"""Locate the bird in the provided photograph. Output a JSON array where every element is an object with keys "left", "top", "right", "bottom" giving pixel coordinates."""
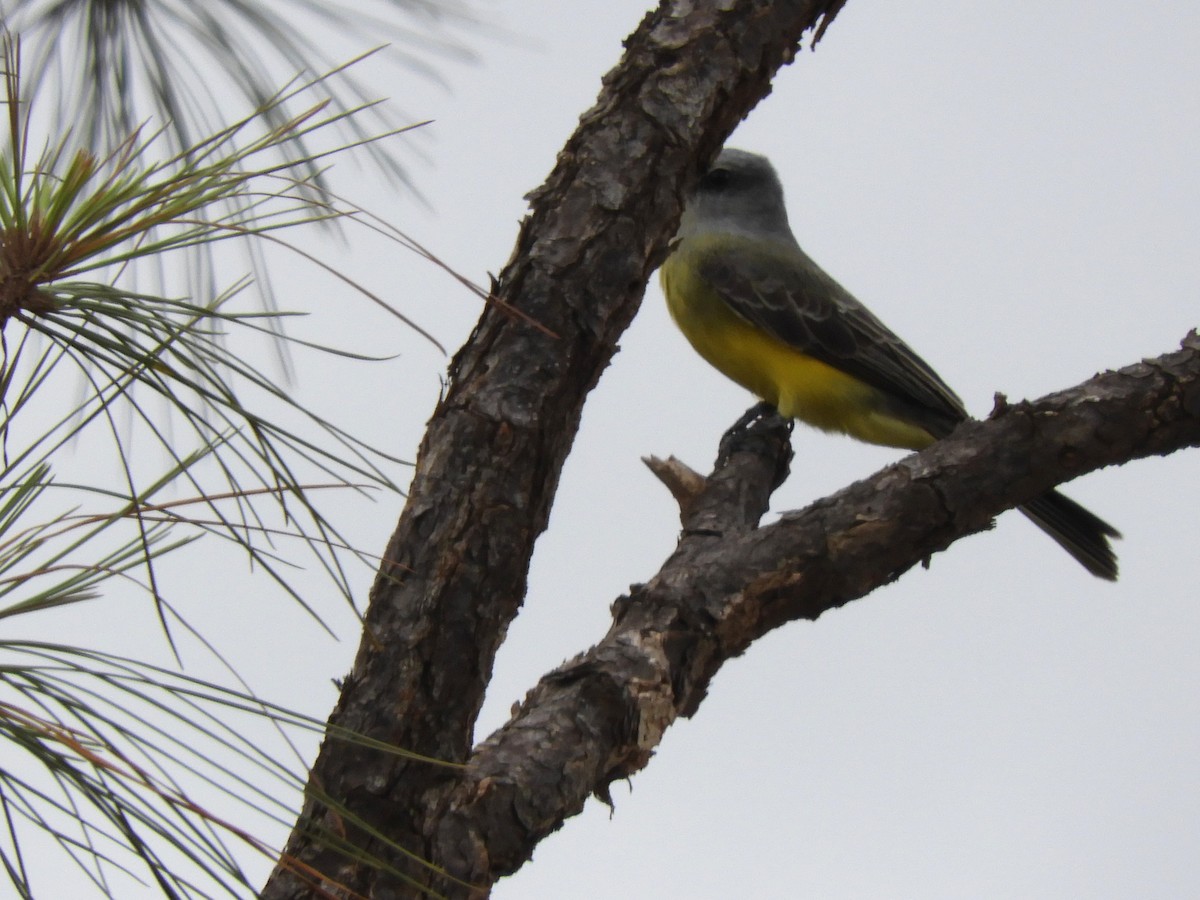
[{"left": 659, "top": 148, "right": 1119, "bottom": 579}]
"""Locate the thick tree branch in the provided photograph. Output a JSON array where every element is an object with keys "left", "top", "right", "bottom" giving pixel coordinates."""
[
  {"left": 263, "top": 2, "right": 845, "bottom": 897},
  {"left": 431, "top": 334, "right": 1200, "bottom": 890}
]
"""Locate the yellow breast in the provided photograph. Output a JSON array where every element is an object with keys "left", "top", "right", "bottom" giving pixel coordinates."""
[{"left": 660, "top": 242, "right": 934, "bottom": 451}]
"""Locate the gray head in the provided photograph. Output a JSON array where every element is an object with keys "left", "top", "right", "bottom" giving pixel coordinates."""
[{"left": 677, "top": 148, "right": 795, "bottom": 241}]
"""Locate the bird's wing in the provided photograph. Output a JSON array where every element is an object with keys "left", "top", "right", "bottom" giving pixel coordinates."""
[{"left": 697, "top": 240, "right": 968, "bottom": 428}]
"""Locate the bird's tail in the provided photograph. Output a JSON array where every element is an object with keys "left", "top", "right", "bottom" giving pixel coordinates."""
[{"left": 1019, "top": 490, "right": 1121, "bottom": 581}]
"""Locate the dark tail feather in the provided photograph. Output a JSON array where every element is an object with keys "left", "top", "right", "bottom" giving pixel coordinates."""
[{"left": 1019, "top": 490, "right": 1121, "bottom": 581}]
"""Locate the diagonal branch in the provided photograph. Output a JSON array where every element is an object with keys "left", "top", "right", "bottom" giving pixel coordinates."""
[
  {"left": 263, "top": 1, "right": 847, "bottom": 897},
  {"left": 432, "top": 333, "right": 1200, "bottom": 888}
]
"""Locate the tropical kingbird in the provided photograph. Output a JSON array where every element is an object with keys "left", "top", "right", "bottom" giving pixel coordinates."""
[{"left": 660, "top": 148, "right": 1119, "bottom": 579}]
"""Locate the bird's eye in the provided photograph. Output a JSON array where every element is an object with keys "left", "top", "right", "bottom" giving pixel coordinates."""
[{"left": 702, "top": 167, "right": 733, "bottom": 190}]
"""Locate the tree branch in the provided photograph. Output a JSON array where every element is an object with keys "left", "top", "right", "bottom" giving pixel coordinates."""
[
  {"left": 432, "top": 333, "right": 1200, "bottom": 890},
  {"left": 262, "top": 2, "right": 845, "bottom": 897}
]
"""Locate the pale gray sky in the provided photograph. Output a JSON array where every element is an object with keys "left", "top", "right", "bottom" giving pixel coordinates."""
[
  {"left": 21, "top": 1, "right": 1200, "bottom": 897},
  {"left": 457, "top": 4, "right": 1200, "bottom": 898}
]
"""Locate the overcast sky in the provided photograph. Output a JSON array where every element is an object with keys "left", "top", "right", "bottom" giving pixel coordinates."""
[
  {"left": 459, "top": 4, "right": 1200, "bottom": 898},
  {"left": 22, "top": 1, "right": 1200, "bottom": 897}
]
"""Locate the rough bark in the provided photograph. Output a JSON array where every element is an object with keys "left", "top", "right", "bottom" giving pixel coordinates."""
[
  {"left": 260, "top": 0, "right": 1200, "bottom": 895},
  {"left": 428, "top": 333, "right": 1200, "bottom": 892},
  {"left": 261, "top": 1, "right": 846, "bottom": 897}
]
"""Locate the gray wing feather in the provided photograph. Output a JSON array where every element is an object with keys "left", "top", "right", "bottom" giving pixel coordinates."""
[{"left": 698, "top": 243, "right": 968, "bottom": 432}]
